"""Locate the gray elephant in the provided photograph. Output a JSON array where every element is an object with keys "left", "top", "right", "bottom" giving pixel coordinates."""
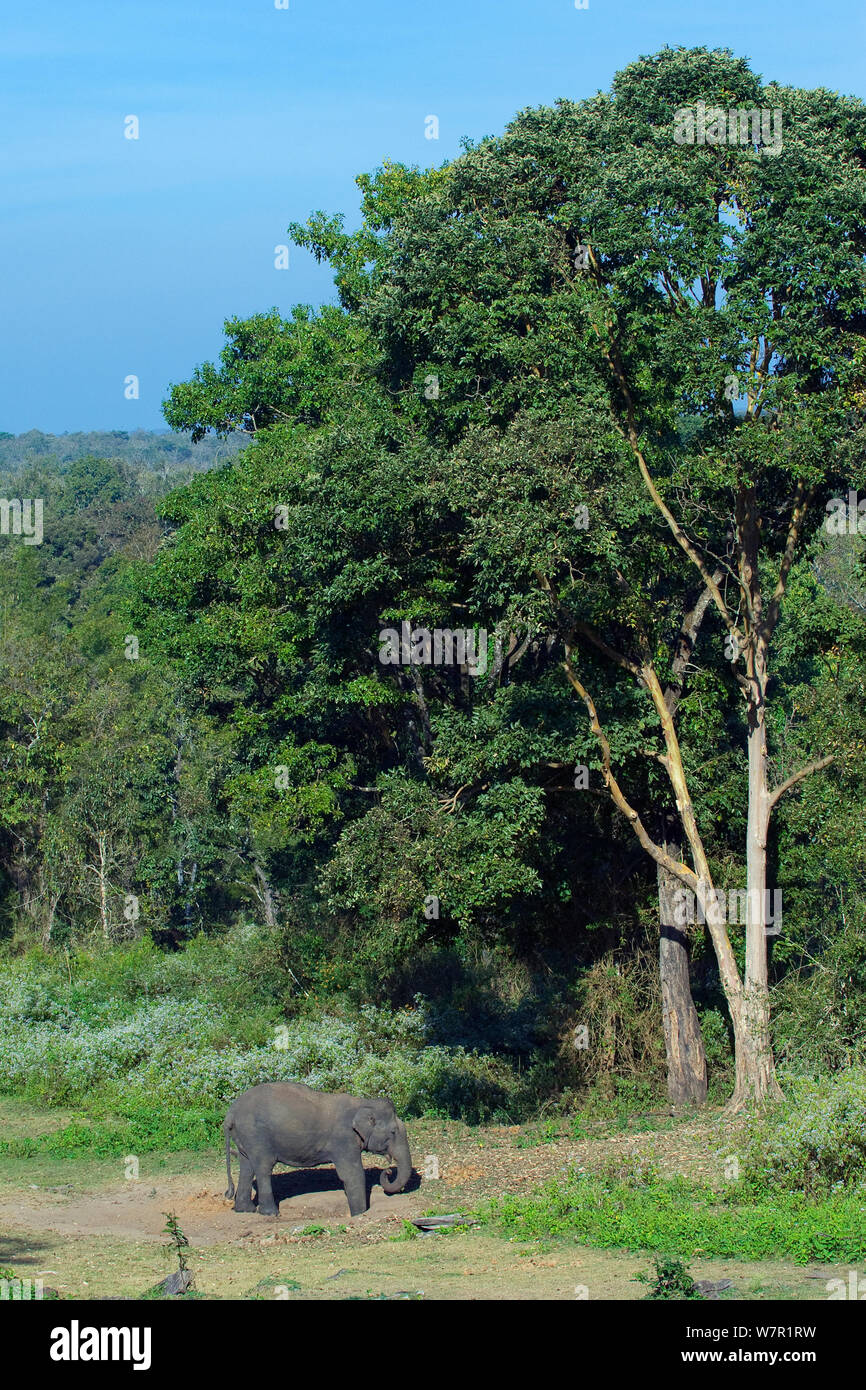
[{"left": 224, "top": 1081, "right": 413, "bottom": 1217}]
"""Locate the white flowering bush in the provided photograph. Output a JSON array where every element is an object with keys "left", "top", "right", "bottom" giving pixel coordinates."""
[
  {"left": 0, "top": 960, "right": 526, "bottom": 1123},
  {"left": 742, "top": 1068, "right": 866, "bottom": 1194},
  {"left": 4, "top": 975, "right": 76, "bottom": 1026},
  {"left": 0, "top": 999, "right": 216, "bottom": 1103}
]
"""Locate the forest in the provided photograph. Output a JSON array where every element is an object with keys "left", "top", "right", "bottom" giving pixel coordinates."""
[{"left": 2, "top": 46, "right": 866, "bottom": 1301}]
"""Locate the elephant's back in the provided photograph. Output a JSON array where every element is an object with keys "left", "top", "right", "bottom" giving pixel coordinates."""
[{"left": 231, "top": 1080, "right": 353, "bottom": 1116}]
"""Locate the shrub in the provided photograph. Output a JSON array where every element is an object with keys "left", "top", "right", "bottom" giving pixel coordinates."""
[
  {"left": 771, "top": 929, "right": 866, "bottom": 1074},
  {"left": 0, "top": 952, "right": 541, "bottom": 1132},
  {"left": 559, "top": 950, "right": 666, "bottom": 1095},
  {"left": 635, "top": 1255, "right": 702, "bottom": 1300},
  {"left": 741, "top": 1068, "right": 866, "bottom": 1196}
]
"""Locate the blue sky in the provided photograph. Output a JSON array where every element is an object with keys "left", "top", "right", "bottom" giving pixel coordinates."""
[{"left": 1, "top": 0, "right": 863, "bottom": 434}]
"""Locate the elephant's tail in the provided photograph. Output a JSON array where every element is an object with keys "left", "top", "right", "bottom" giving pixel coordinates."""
[{"left": 224, "top": 1118, "right": 236, "bottom": 1200}]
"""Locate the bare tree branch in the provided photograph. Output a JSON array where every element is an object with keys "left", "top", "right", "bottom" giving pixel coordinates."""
[
  {"left": 593, "top": 325, "right": 737, "bottom": 635},
  {"left": 664, "top": 569, "right": 724, "bottom": 715},
  {"left": 765, "top": 481, "right": 813, "bottom": 636},
  {"left": 562, "top": 650, "right": 699, "bottom": 891},
  {"left": 767, "top": 755, "right": 835, "bottom": 811}
]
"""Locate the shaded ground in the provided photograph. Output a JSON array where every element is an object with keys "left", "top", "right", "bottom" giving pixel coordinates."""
[{"left": 0, "top": 1101, "right": 851, "bottom": 1300}]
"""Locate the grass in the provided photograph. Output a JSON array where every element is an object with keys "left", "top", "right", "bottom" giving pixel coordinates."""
[
  {"left": 0, "top": 1098, "right": 224, "bottom": 1159},
  {"left": 485, "top": 1169, "right": 866, "bottom": 1263},
  {"left": 248, "top": 1277, "right": 302, "bottom": 1299}
]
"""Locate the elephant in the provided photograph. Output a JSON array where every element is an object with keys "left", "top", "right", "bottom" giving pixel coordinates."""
[{"left": 223, "top": 1081, "right": 413, "bottom": 1218}]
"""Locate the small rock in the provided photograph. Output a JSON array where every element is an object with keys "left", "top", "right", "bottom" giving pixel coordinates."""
[
  {"left": 695, "top": 1278, "right": 733, "bottom": 1299},
  {"left": 410, "top": 1214, "right": 477, "bottom": 1230},
  {"left": 158, "top": 1269, "right": 193, "bottom": 1297}
]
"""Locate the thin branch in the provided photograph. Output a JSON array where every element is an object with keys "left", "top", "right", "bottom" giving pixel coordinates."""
[
  {"left": 639, "top": 747, "right": 672, "bottom": 770},
  {"left": 562, "top": 651, "right": 698, "bottom": 891},
  {"left": 569, "top": 619, "right": 642, "bottom": 678},
  {"left": 765, "top": 481, "right": 812, "bottom": 636},
  {"left": 767, "top": 756, "right": 834, "bottom": 811},
  {"left": 596, "top": 330, "right": 736, "bottom": 635},
  {"left": 664, "top": 569, "right": 724, "bottom": 715},
  {"left": 438, "top": 783, "right": 477, "bottom": 813}
]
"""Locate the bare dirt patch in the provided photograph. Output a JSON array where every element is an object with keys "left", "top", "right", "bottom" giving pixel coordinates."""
[{"left": 0, "top": 1160, "right": 422, "bottom": 1245}]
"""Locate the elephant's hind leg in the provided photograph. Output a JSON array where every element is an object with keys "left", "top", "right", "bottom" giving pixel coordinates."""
[
  {"left": 253, "top": 1156, "right": 278, "bottom": 1216},
  {"left": 232, "top": 1152, "right": 257, "bottom": 1213}
]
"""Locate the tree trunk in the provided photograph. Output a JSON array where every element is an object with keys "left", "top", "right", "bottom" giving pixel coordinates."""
[
  {"left": 658, "top": 846, "right": 707, "bottom": 1108},
  {"left": 97, "top": 832, "right": 111, "bottom": 939},
  {"left": 41, "top": 892, "right": 60, "bottom": 947},
  {"left": 252, "top": 860, "right": 278, "bottom": 928},
  {"left": 729, "top": 639, "right": 783, "bottom": 1106},
  {"left": 183, "top": 861, "right": 199, "bottom": 927}
]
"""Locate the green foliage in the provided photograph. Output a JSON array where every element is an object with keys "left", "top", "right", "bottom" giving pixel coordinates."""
[
  {"left": 562, "top": 950, "right": 666, "bottom": 1093},
  {"left": 0, "top": 1100, "right": 222, "bottom": 1159},
  {"left": 320, "top": 774, "right": 550, "bottom": 973},
  {"left": 488, "top": 1170, "right": 866, "bottom": 1262},
  {"left": 697, "top": 1008, "right": 734, "bottom": 1096},
  {"left": 742, "top": 1069, "right": 866, "bottom": 1196},
  {"left": 3, "top": 48, "right": 866, "bottom": 1130},
  {"left": 634, "top": 1255, "right": 702, "bottom": 1300},
  {"left": 162, "top": 1211, "right": 191, "bottom": 1272},
  {"left": 288, "top": 161, "right": 448, "bottom": 314},
  {"left": 393, "top": 1221, "right": 420, "bottom": 1241},
  {"left": 162, "top": 305, "right": 373, "bottom": 441}
]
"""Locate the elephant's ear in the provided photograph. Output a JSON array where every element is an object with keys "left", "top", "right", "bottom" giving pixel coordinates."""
[{"left": 352, "top": 1106, "right": 377, "bottom": 1146}]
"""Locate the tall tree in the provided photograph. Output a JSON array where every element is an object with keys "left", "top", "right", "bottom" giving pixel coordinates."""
[{"left": 323, "top": 47, "right": 866, "bottom": 1106}]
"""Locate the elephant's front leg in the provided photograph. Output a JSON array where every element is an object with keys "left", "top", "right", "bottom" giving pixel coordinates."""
[
  {"left": 334, "top": 1153, "right": 368, "bottom": 1217},
  {"left": 254, "top": 1157, "right": 278, "bottom": 1216}
]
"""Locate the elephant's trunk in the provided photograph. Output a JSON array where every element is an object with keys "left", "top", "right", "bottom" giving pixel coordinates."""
[{"left": 380, "top": 1120, "right": 412, "bottom": 1195}]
